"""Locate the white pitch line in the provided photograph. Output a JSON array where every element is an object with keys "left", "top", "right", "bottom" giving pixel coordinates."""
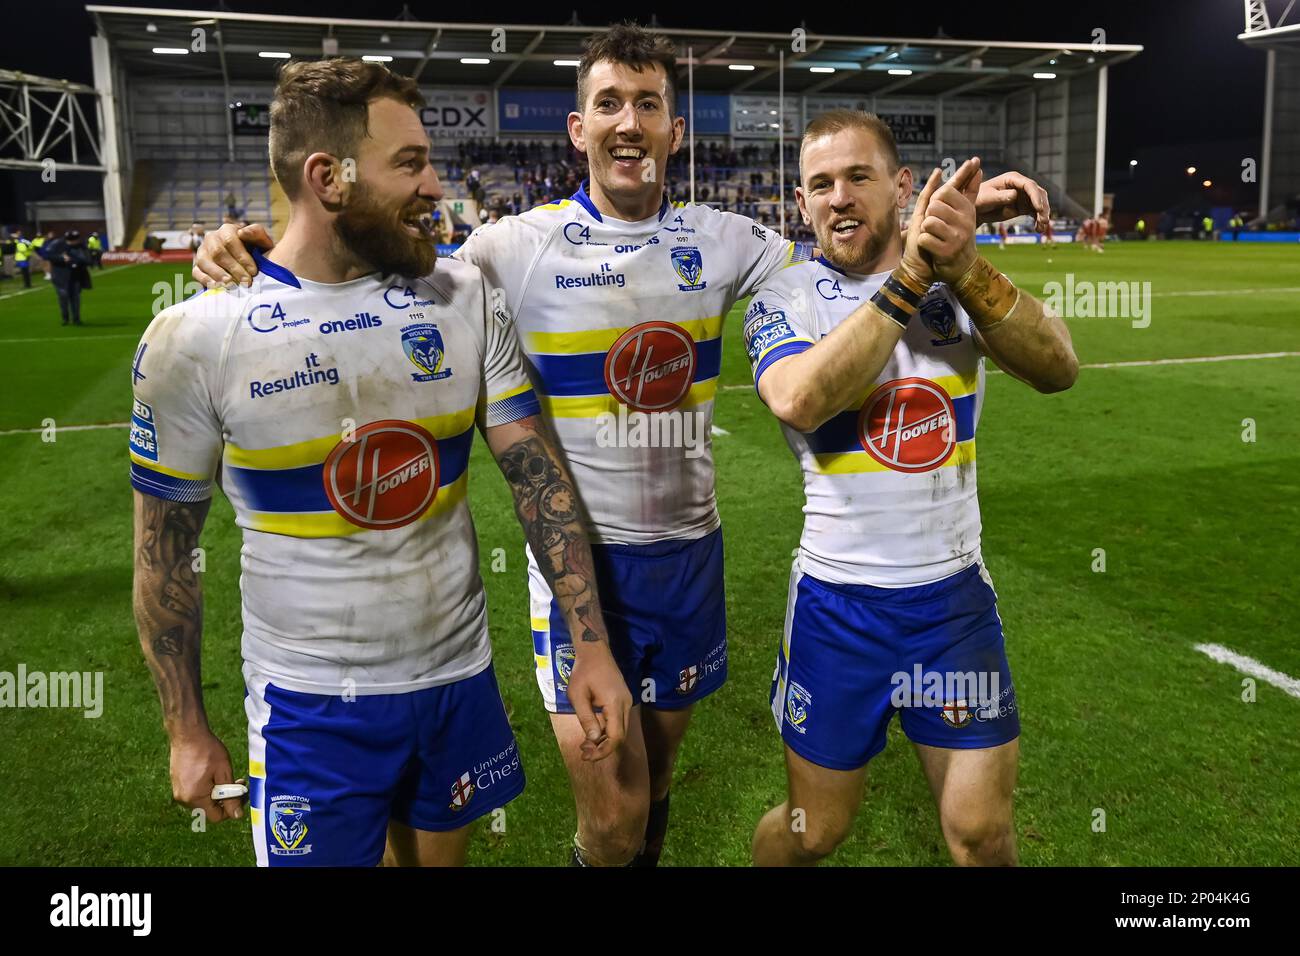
[
  {"left": 1153, "top": 286, "right": 1300, "bottom": 298},
  {"left": 0, "top": 333, "right": 143, "bottom": 345},
  {"left": 0, "top": 421, "right": 128, "bottom": 437},
  {"left": 0, "top": 284, "right": 50, "bottom": 302},
  {"left": 0, "top": 263, "right": 139, "bottom": 302},
  {"left": 1055, "top": 351, "right": 1300, "bottom": 371},
  {"left": 711, "top": 425, "right": 730, "bottom": 436},
  {"left": 1194, "top": 643, "right": 1300, "bottom": 699},
  {"left": 1, "top": 332, "right": 144, "bottom": 343}
]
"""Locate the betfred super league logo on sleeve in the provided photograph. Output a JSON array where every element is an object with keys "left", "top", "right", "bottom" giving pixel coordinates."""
[
  {"left": 401, "top": 323, "right": 453, "bottom": 382},
  {"left": 129, "top": 399, "right": 159, "bottom": 462}
]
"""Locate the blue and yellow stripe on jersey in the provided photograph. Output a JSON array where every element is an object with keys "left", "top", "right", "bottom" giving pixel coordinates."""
[
  {"left": 784, "top": 241, "right": 816, "bottom": 268},
  {"left": 808, "top": 370, "right": 979, "bottom": 475},
  {"left": 221, "top": 406, "right": 477, "bottom": 538},
  {"left": 751, "top": 334, "right": 814, "bottom": 386},
  {"left": 129, "top": 458, "right": 213, "bottom": 502},
  {"left": 248, "top": 758, "right": 266, "bottom": 827},
  {"left": 483, "top": 381, "right": 541, "bottom": 426},
  {"left": 522, "top": 314, "right": 724, "bottom": 419}
]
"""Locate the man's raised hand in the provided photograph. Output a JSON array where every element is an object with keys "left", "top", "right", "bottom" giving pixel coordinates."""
[
  {"left": 976, "top": 169, "right": 1051, "bottom": 232},
  {"left": 918, "top": 157, "right": 983, "bottom": 284},
  {"left": 901, "top": 166, "right": 945, "bottom": 288}
]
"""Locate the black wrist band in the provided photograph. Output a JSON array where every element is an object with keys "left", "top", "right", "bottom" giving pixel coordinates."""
[
  {"left": 870, "top": 288, "right": 912, "bottom": 329},
  {"left": 883, "top": 274, "right": 924, "bottom": 308}
]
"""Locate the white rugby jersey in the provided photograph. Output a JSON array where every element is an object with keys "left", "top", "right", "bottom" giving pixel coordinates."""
[
  {"left": 129, "top": 251, "right": 540, "bottom": 694},
  {"left": 456, "top": 182, "right": 809, "bottom": 547},
  {"left": 745, "top": 257, "right": 985, "bottom": 587}
]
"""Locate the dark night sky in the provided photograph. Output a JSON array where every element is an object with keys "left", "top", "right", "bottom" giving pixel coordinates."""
[{"left": 0, "top": 0, "right": 1263, "bottom": 167}]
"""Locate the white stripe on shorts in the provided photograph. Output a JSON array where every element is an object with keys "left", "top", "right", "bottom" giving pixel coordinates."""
[{"left": 773, "top": 559, "right": 805, "bottom": 732}]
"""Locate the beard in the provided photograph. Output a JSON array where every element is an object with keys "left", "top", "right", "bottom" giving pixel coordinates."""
[
  {"left": 334, "top": 181, "right": 437, "bottom": 279},
  {"left": 814, "top": 210, "right": 896, "bottom": 274}
]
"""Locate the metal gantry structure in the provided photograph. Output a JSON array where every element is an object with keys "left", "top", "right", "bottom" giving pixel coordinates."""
[
  {"left": 1240, "top": 0, "right": 1300, "bottom": 219},
  {"left": 0, "top": 70, "right": 105, "bottom": 173}
]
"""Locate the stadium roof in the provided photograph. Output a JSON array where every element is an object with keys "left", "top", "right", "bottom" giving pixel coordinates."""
[
  {"left": 86, "top": 6, "right": 1141, "bottom": 98},
  {"left": 1238, "top": 22, "right": 1300, "bottom": 48}
]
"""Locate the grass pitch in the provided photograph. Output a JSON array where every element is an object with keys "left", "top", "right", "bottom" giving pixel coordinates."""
[{"left": 1, "top": 239, "right": 1297, "bottom": 865}]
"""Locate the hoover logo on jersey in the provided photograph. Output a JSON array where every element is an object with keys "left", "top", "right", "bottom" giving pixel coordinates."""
[
  {"left": 920, "top": 294, "right": 962, "bottom": 346},
  {"left": 604, "top": 321, "right": 697, "bottom": 413},
  {"left": 268, "top": 795, "right": 312, "bottom": 856},
  {"left": 322, "top": 419, "right": 440, "bottom": 530},
  {"left": 859, "top": 377, "right": 956, "bottom": 473},
  {"left": 401, "top": 324, "right": 453, "bottom": 382},
  {"left": 786, "top": 682, "right": 812, "bottom": 734},
  {"left": 670, "top": 246, "right": 707, "bottom": 291}
]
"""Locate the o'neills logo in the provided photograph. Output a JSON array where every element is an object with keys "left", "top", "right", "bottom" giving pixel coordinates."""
[
  {"left": 603, "top": 321, "right": 697, "bottom": 413},
  {"left": 322, "top": 420, "right": 439, "bottom": 530},
  {"left": 858, "top": 377, "right": 956, "bottom": 473}
]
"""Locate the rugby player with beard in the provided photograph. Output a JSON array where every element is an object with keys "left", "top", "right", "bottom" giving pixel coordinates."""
[
  {"left": 132, "top": 58, "right": 629, "bottom": 867},
  {"left": 745, "top": 111, "right": 1077, "bottom": 866}
]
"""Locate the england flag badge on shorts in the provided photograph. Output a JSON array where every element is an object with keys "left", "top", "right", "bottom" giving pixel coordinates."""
[
  {"left": 449, "top": 771, "right": 475, "bottom": 812},
  {"left": 677, "top": 665, "right": 699, "bottom": 695}
]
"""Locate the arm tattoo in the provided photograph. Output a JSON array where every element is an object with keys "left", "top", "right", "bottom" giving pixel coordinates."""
[
  {"left": 497, "top": 421, "right": 606, "bottom": 643},
  {"left": 152, "top": 626, "right": 184, "bottom": 657},
  {"left": 952, "top": 256, "right": 1076, "bottom": 391},
  {"left": 951, "top": 256, "right": 1020, "bottom": 328},
  {"left": 133, "top": 493, "right": 211, "bottom": 729}
]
